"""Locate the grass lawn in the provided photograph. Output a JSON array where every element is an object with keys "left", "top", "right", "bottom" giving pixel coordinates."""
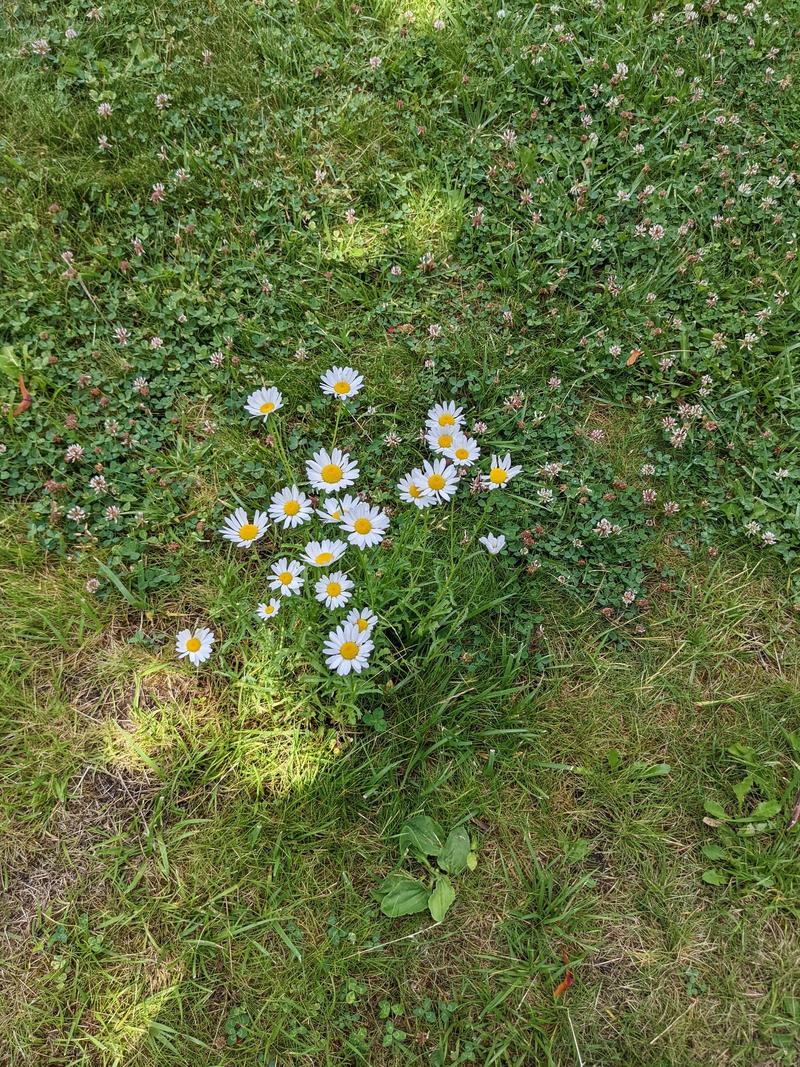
[{"left": 2, "top": 1, "right": 800, "bottom": 1064}]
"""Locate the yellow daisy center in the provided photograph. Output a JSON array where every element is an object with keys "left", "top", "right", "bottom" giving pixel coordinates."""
[
  {"left": 438, "top": 434, "right": 453, "bottom": 449},
  {"left": 455, "top": 447, "right": 469, "bottom": 460},
  {"left": 264, "top": 605, "right": 274, "bottom": 614},
  {"left": 340, "top": 641, "right": 359, "bottom": 660},
  {"left": 279, "top": 571, "right": 293, "bottom": 585},
  {"left": 428, "top": 473, "right": 445, "bottom": 491},
  {"left": 333, "top": 380, "right": 351, "bottom": 395},
  {"left": 327, "top": 581, "right": 342, "bottom": 598},
  {"left": 331, "top": 509, "right": 342, "bottom": 520},
  {"left": 321, "top": 463, "right": 343, "bottom": 484},
  {"left": 315, "top": 551, "right": 334, "bottom": 565},
  {"left": 356, "top": 618, "right": 369, "bottom": 633},
  {"left": 239, "top": 523, "right": 259, "bottom": 540},
  {"left": 259, "top": 401, "right": 275, "bottom": 414},
  {"left": 354, "top": 517, "right": 372, "bottom": 535},
  {"left": 489, "top": 467, "right": 508, "bottom": 485},
  {"left": 186, "top": 636, "right": 201, "bottom": 652},
  {"left": 409, "top": 483, "right": 421, "bottom": 498},
  {"left": 283, "top": 500, "right": 300, "bottom": 516},
  {"left": 439, "top": 413, "right": 455, "bottom": 426}
]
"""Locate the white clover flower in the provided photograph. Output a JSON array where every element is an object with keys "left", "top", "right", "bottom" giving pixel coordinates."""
[
  {"left": 245, "top": 386, "right": 283, "bottom": 420},
  {"left": 176, "top": 627, "right": 215, "bottom": 666},
  {"left": 323, "top": 622, "right": 374, "bottom": 675},
  {"left": 341, "top": 503, "right": 389, "bottom": 549},
  {"left": 314, "top": 570, "right": 354, "bottom": 609},
  {"left": 218, "top": 507, "right": 269, "bottom": 547},
  {"left": 269, "top": 486, "right": 313, "bottom": 529},
  {"left": 306, "top": 447, "right": 360, "bottom": 493},
  {"left": 320, "top": 365, "right": 364, "bottom": 400}
]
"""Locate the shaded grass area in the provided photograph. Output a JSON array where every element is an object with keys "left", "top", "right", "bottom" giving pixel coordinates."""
[{"left": 2, "top": 526, "right": 798, "bottom": 1065}]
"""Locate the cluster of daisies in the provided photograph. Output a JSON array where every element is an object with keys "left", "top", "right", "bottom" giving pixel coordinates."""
[{"left": 176, "top": 366, "right": 522, "bottom": 676}]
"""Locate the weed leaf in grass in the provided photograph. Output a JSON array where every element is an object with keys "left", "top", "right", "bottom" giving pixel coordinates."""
[
  {"left": 399, "top": 816, "right": 446, "bottom": 858},
  {"left": 438, "top": 825, "right": 471, "bottom": 875},
  {"left": 378, "top": 874, "right": 430, "bottom": 918},
  {"left": 428, "top": 876, "right": 456, "bottom": 923},
  {"left": 702, "top": 869, "right": 729, "bottom": 887}
]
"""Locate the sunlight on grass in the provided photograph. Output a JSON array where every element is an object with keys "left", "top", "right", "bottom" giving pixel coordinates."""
[{"left": 403, "top": 183, "right": 465, "bottom": 256}]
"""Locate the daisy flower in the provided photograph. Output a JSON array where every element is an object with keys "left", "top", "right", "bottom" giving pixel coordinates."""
[
  {"left": 256, "top": 598, "right": 282, "bottom": 620},
  {"left": 323, "top": 622, "right": 374, "bottom": 675},
  {"left": 314, "top": 570, "right": 354, "bottom": 610},
  {"left": 320, "top": 365, "right": 364, "bottom": 400},
  {"left": 420, "top": 458, "right": 460, "bottom": 502},
  {"left": 426, "top": 427, "right": 459, "bottom": 454},
  {"left": 301, "top": 538, "right": 348, "bottom": 568},
  {"left": 341, "top": 502, "right": 390, "bottom": 549},
  {"left": 397, "top": 470, "right": 434, "bottom": 508},
  {"left": 306, "top": 447, "right": 360, "bottom": 493},
  {"left": 219, "top": 507, "right": 269, "bottom": 547},
  {"left": 483, "top": 453, "right": 522, "bottom": 490},
  {"left": 479, "top": 533, "right": 507, "bottom": 555},
  {"left": 176, "top": 627, "right": 215, "bottom": 666},
  {"left": 245, "top": 386, "right": 283, "bottom": 420},
  {"left": 345, "top": 606, "right": 377, "bottom": 637},
  {"left": 444, "top": 434, "right": 481, "bottom": 467},
  {"left": 269, "top": 485, "right": 313, "bottom": 529},
  {"left": 269, "top": 558, "right": 305, "bottom": 597},
  {"left": 426, "top": 400, "right": 464, "bottom": 431},
  {"left": 317, "top": 494, "right": 359, "bottom": 524}
]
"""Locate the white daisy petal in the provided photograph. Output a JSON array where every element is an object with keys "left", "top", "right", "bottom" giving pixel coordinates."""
[
  {"left": 420, "top": 458, "right": 460, "bottom": 502},
  {"left": 301, "top": 538, "right": 348, "bottom": 567},
  {"left": 426, "top": 400, "right": 464, "bottom": 431},
  {"left": 218, "top": 508, "right": 270, "bottom": 547},
  {"left": 314, "top": 570, "right": 354, "bottom": 610},
  {"left": 345, "top": 606, "right": 378, "bottom": 636},
  {"left": 397, "top": 470, "right": 434, "bottom": 508},
  {"left": 268, "top": 557, "right": 305, "bottom": 597},
  {"left": 322, "top": 622, "right": 374, "bottom": 675},
  {"left": 340, "top": 502, "right": 389, "bottom": 549},
  {"left": 479, "top": 533, "right": 507, "bottom": 555},
  {"left": 268, "top": 485, "right": 314, "bottom": 529},
  {"left": 306, "top": 447, "right": 360, "bottom": 493},
  {"left": 245, "top": 386, "right": 283, "bottom": 421},
  {"left": 256, "top": 598, "right": 282, "bottom": 620},
  {"left": 444, "top": 433, "right": 481, "bottom": 467},
  {"left": 320, "top": 365, "right": 364, "bottom": 400},
  {"left": 482, "top": 453, "right": 522, "bottom": 490},
  {"left": 176, "top": 626, "right": 216, "bottom": 666}
]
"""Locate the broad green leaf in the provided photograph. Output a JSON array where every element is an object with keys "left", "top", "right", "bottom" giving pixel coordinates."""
[
  {"left": 0, "top": 346, "right": 20, "bottom": 379},
  {"left": 438, "top": 826, "right": 470, "bottom": 875},
  {"left": 746, "top": 799, "right": 780, "bottom": 821},
  {"left": 703, "top": 800, "right": 728, "bottom": 820},
  {"left": 701, "top": 843, "right": 728, "bottom": 861},
  {"left": 428, "top": 876, "right": 456, "bottom": 923},
  {"left": 378, "top": 875, "right": 430, "bottom": 918},
  {"left": 701, "top": 868, "right": 728, "bottom": 886},
  {"left": 732, "top": 775, "right": 753, "bottom": 807},
  {"left": 399, "top": 816, "right": 445, "bottom": 857},
  {"left": 466, "top": 851, "right": 478, "bottom": 871}
]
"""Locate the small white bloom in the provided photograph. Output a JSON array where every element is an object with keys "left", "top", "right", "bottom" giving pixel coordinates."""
[
  {"left": 256, "top": 598, "right": 282, "bottom": 621},
  {"left": 397, "top": 470, "right": 434, "bottom": 508},
  {"left": 483, "top": 453, "right": 522, "bottom": 490},
  {"left": 319, "top": 365, "right": 364, "bottom": 400},
  {"left": 426, "top": 427, "right": 460, "bottom": 454},
  {"left": 314, "top": 570, "right": 354, "bottom": 609},
  {"left": 420, "top": 458, "right": 460, "bottom": 502},
  {"left": 323, "top": 622, "right": 374, "bottom": 675},
  {"left": 426, "top": 400, "right": 465, "bottom": 431},
  {"left": 444, "top": 434, "right": 481, "bottom": 467},
  {"left": 306, "top": 447, "right": 360, "bottom": 493},
  {"left": 268, "top": 486, "right": 313, "bottom": 529},
  {"left": 479, "top": 533, "right": 507, "bottom": 555},
  {"left": 245, "top": 386, "right": 283, "bottom": 420},
  {"left": 268, "top": 558, "right": 305, "bottom": 597},
  {"left": 218, "top": 507, "right": 269, "bottom": 547},
  {"left": 316, "top": 494, "right": 359, "bottom": 524},
  {"left": 176, "top": 627, "right": 215, "bottom": 666},
  {"left": 341, "top": 502, "right": 390, "bottom": 549},
  {"left": 345, "top": 606, "right": 378, "bottom": 637},
  {"left": 301, "top": 538, "right": 348, "bottom": 567}
]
